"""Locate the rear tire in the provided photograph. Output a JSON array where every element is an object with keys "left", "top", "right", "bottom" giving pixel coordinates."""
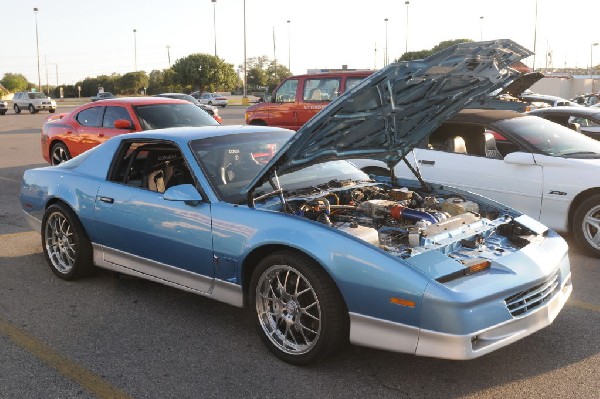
[
  {"left": 41, "top": 203, "right": 94, "bottom": 280},
  {"left": 50, "top": 142, "right": 72, "bottom": 165},
  {"left": 14, "top": 104, "right": 21, "bottom": 114},
  {"left": 249, "top": 250, "right": 348, "bottom": 365},
  {"left": 573, "top": 194, "right": 600, "bottom": 257},
  {"left": 49, "top": 109, "right": 56, "bottom": 113}
]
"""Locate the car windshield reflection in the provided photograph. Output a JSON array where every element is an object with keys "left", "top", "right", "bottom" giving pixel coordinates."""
[
  {"left": 134, "top": 103, "right": 218, "bottom": 130},
  {"left": 498, "top": 116, "right": 600, "bottom": 158}
]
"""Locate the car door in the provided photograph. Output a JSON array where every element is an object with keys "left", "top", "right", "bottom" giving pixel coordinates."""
[
  {"left": 92, "top": 141, "right": 214, "bottom": 292},
  {"left": 296, "top": 77, "right": 340, "bottom": 128},
  {"left": 399, "top": 128, "right": 545, "bottom": 220},
  {"left": 267, "top": 78, "right": 300, "bottom": 129},
  {"left": 71, "top": 105, "right": 106, "bottom": 156},
  {"left": 100, "top": 105, "right": 136, "bottom": 139}
]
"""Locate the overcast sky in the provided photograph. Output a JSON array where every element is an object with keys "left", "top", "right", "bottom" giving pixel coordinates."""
[{"left": 2, "top": 0, "right": 599, "bottom": 86}]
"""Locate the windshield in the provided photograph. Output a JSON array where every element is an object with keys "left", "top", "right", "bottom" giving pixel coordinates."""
[
  {"left": 190, "top": 131, "right": 371, "bottom": 203},
  {"left": 28, "top": 93, "right": 47, "bottom": 99},
  {"left": 134, "top": 103, "right": 218, "bottom": 130},
  {"left": 496, "top": 115, "right": 600, "bottom": 158}
]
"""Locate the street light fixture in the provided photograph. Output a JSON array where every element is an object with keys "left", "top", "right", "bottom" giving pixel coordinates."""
[
  {"left": 287, "top": 20, "right": 291, "bottom": 72},
  {"left": 133, "top": 29, "right": 138, "bottom": 72},
  {"left": 242, "top": 0, "right": 248, "bottom": 105},
  {"left": 591, "top": 42, "right": 598, "bottom": 79},
  {"left": 212, "top": 0, "right": 217, "bottom": 57},
  {"left": 405, "top": 1, "right": 409, "bottom": 54},
  {"left": 479, "top": 16, "right": 484, "bottom": 41},
  {"left": 33, "top": 7, "right": 41, "bottom": 92},
  {"left": 384, "top": 18, "right": 389, "bottom": 66}
]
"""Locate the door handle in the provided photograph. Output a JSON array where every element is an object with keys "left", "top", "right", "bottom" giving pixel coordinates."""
[
  {"left": 98, "top": 196, "right": 114, "bottom": 204},
  {"left": 419, "top": 160, "right": 435, "bottom": 166}
]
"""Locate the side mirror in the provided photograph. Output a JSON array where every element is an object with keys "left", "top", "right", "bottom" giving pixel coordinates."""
[
  {"left": 163, "top": 184, "right": 203, "bottom": 206},
  {"left": 114, "top": 119, "right": 133, "bottom": 130},
  {"left": 503, "top": 151, "right": 535, "bottom": 165},
  {"left": 568, "top": 122, "right": 581, "bottom": 132}
]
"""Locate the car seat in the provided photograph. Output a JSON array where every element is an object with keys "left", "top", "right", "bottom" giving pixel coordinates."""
[{"left": 445, "top": 136, "right": 467, "bottom": 154}]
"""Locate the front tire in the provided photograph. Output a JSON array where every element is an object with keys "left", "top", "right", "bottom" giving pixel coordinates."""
[
  {"left": 28, "top": 104, "right": 37, "bottom": 114},
  {"left": 249, "top": 250, "right": 348, "bottom": 365},
  {"left": 50, "top": 142, "right": 71, "bottom": 165},
  {"left": 42, "top": 203, "right": 93, "bottom": 280},
  {"left": 14, "top": 104, "right": 21, "bottom": 114},
  {"left": 49, "top": 109, "right": 56, "bottom": 113},
  {"left": 573, "top": 194, "right": 600, "bottom": 257}
]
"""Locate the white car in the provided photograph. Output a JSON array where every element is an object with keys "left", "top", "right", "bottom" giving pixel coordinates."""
[
  {"left": 194, "top": 92, "right": 228, "bottom": 107},
  {"left": 352, "top": 108, "right": 600, "bottom": 257},
  {"left": 13, "top": 91, "right": 57, "bottom": 114}
]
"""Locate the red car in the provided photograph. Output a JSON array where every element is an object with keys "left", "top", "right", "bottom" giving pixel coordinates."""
[{"left": 42, "top": 97, "right": 219, "bottom": 165}]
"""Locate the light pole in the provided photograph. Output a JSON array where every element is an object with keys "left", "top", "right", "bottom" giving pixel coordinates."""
[
  {"left": 287, "top": 20, "right": 291, "bottom": 72},
  {"left": 242, "top": 0, "right": 248, "bottom": 105},
  {"left": 384, "top": 18, "right": 389, "bottom": 66},
  {"left": 33, "top": 7, "right": 41, "bottom": 92},
  {"left": 212, "top": 0, "right": 217, "bottom": 57},
  {"left": 166, "top": 45, "right": 171, "bottom": 67},
  {"left": 405, "top": 1, "right": 409, "bottom": 54},
  {"left": 133, "top": 29, "right": 138, "bottom": 72},
  {"left": 532, "top": 0, "right": 538, "bottom": 70},
  {"left": 479, "top": 16, "right": 484, "bottom": 41},
  {"left": 591, "top": 42, "right": 598, "bottom": 79}
]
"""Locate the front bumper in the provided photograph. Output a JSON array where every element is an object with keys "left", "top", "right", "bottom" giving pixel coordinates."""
[{"left": 349, "top": 272, "right": 572, "bottom": 360}]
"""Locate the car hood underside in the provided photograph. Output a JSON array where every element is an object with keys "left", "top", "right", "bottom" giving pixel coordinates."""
[{"left": 245, "top": 39, "right": 533, "bottom": 195}]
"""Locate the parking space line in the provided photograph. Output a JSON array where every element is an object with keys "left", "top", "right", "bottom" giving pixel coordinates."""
[
  {"left": 568, "top": 299, "right": 600, "bottom": 313},
  {"left": 0, "top": 316, "right": 133, "bottom": 399}
]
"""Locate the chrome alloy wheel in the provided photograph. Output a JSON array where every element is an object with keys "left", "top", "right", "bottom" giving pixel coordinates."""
[
  {"left": 581, "top": 204, "right": 600, "bottom": 250},
  {"left": 44, "top": 211, "right": 76, "bottom": 274},
  {"left": 255, "top": 265, "right": 322, "bottom": 355},
  {"left": 51, "top": 145, "right": 69, "bottom": 165}
]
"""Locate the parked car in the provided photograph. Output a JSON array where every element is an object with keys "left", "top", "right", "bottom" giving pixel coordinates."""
[
  {"left": 90, "top": 92, "right": 115, "bottom": 102},
  {"left": 13, "top": 91, "right": 56, "bottom": 114},
  {"left": 20, "top": 40, "right": 571, "bottom": 365},
  {"left": 528, "top": 106, "right": 600, "bottom": 139},
  {"left": 570, "top": 93, "right": 599, "bottom": 106},
  {"left": 192, "top": 92, "right": 228, "bottom": 107},
  {"left": 353, "top": 108, "right": 600, "bottom": 256},
  {"left": 153, "top": 93, "right": 222, "bottom": 123},
  {"left": 41, "top": 97, "right": 218, "bottom": 165},
  {"left": 0, "top": 100, "right": 8, "bottom": 115},
  {"left": 519, "top": 92, "right": 578, "bottom": 108},
  {"left": 245, "top": 70, "right": 372, "bottom": 130}
]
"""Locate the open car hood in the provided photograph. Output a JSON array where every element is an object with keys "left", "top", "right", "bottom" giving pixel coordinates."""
[
  {"left": 244, "top": 39, "right": 532, "bottom": 195},
  {"left": 499, "top": 71, "right": 543, "bottom": 96}
]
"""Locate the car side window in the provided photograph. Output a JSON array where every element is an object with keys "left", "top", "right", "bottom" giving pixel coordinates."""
[
  {"left": 303, "top": 78, "right": 340, "bottom": 102},
  {"left": 110, "top": 142, "right": 195, "bottom": 193},
  {"left": 103, "top": 106, "right": 133, "bottom": 128},
  {"left": 345, "top": 77, "right": 365, "bottom": 92},
  {"left": 274, "top": 79, "right": 298, "bottom": 103},
  {"left": 571, "top": 116, "right": 599, "bottom": 127},
  {"left": 427, "top": 124, "right": 511, "bottom": 159},
  {"left": 76, "top": 107, "right": 103, "bottom": 127}
]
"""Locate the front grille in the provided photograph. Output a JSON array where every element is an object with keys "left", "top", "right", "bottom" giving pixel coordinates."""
[{"left": 505, "top": 271, "right": 560, "bottom": 317}]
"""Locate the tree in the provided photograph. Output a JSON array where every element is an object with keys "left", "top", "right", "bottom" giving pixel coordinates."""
[
  {"left": 397, "top": 39, "right": 473, "bottom": 62},
  {"left": 119, "top": 71, "right": 149, "bottom": 95},
  {"left": 243, "top": 56, "right": 291, "bottom": 91},
  {"left": 172, "top": 53, "right": 238, "bottom": 93},
  {"left": 1, "top": 73, "right": 32, "bottom": 92}
]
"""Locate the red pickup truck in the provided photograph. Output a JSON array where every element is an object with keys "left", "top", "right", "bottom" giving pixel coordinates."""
[{"left": 245, "top": 71, "right": 372, "bottom": 130}]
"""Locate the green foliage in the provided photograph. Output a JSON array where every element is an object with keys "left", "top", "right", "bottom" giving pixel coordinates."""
[
  {"left": 243, "top": 56, "right": 292, "bottom": 91},
  {"left": 172, "top": 53, "right": 238, "bottom": 93},
  {"left": 1, "top": 73, "right": 32, "bottom": 92},
  {"left": 396, "top": 39, "right": 473, "bottom": 62},
  {"left": 120, "top": 71, "right": 149, "bottom": 95}
]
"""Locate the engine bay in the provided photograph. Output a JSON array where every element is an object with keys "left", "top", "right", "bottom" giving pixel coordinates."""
[{"left": 264, "top": 182, "right": 544, "bottom": 261}]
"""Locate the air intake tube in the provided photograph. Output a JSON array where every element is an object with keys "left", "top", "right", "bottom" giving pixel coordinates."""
[{"left": 389, "top": 205, "right": 438, "bottom": 225}]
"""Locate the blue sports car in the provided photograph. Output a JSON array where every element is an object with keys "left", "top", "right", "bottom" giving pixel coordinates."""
[{"left": 20, "top": 40, "right": 572, "bottom": 365}]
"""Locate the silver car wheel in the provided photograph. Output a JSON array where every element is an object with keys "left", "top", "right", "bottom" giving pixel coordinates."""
[
  {"left": 44, "top": 211, "right": 76, "bottom": 274},
  {"left": 255, "top": 264, "right": 321, "bottom": 355},
  {"left": 51, "top": 145, "right": 69, "bottom": 165},
  {"left": 582, "top": 204, "right": 600, "bottom": 250}
]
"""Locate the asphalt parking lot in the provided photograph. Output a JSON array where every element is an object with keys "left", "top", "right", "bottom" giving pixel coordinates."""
[{"left": 0, "top": 105, "right": 598, "bottom": 398}]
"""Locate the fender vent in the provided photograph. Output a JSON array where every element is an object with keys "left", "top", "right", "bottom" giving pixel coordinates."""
[{"left": 504, "top": 271, "right": 560, "bottom": 317}]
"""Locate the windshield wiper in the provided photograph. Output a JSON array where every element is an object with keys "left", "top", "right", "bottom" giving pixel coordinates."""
[{"left": 559, "top": 151, "right": 600, "bottom": 158}]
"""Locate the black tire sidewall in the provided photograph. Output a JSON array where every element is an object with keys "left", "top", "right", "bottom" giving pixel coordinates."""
[
  {"left": 573, "top": 194, "right": 600, "bottom": 257},
  {"left": 249, "top": 250, "right": 348, "bottom": 365},
  {"left": 41, "top": 203, "right": 93, "bottom": 280},
  {"left": 51, "top": 142, "right": 71, "bottom": 165}
]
